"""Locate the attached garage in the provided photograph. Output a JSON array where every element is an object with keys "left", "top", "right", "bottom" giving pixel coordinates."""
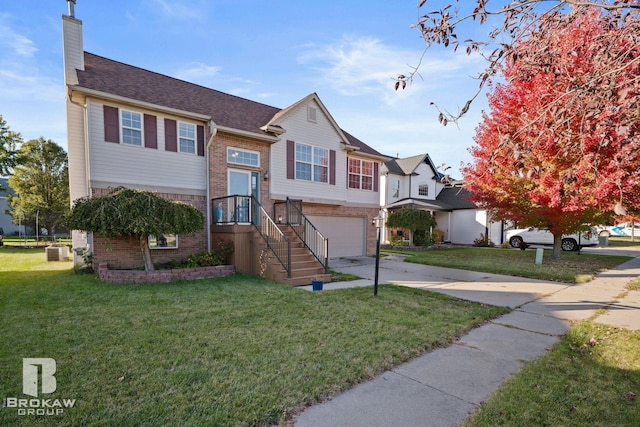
[{"left": 307, "top": 215, "right": 366, "bottom": 258}]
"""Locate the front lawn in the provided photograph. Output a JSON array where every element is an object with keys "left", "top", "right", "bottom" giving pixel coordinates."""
[
  {"left": 464, "top": 322, "right": 640, "bottom": 426},
  {"left": 398, "top": 247, "right": 633, "bottom": 283},
  {"left": 0, "top": 248, "right": 507, "bottom": 426}
]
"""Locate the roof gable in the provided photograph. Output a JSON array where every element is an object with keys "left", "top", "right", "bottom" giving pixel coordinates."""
[{"left": 383, "top": 153, "right": 440, "bottom": 177}]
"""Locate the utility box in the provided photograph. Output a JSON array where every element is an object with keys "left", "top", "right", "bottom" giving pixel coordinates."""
[
  {"left": 46, "top": 245, "right": 70, "bottom": 262},
  {"left": 598, "top": 235, "right": 609, "bottom": 247}
]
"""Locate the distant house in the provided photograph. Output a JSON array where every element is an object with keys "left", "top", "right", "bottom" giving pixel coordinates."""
[
  {"left": 0, "top": 178, "right": 23, "bottom": 236},
  {"left": 380, "top": 154, "right": 502, "bottom": 245},
  {"left": 62, "top": 10, "right": 388, "bottom": 284}
]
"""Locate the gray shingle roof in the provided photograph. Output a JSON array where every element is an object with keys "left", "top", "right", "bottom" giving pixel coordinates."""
[{"left": 435, "top": 186, "right": 477, "bottom": 209}]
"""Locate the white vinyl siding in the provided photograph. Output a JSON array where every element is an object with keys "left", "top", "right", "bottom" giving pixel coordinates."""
[
  {"left": 270, "top": 98, "right": 379, "bottom": 208},
  {"left": 88, "top": 101, "right": 206, "bottom": 191}
]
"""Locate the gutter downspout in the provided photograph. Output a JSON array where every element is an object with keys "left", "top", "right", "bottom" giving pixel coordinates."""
[
  {"left": 67, "top": 88, "right": 94, "bottom": 261},
  {"left": 205, "top": 120, "right": 218, "bottom": 252}
]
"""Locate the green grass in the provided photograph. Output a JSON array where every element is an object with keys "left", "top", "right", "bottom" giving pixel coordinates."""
[
  {"left": 0, "top": 248, "right": 507, "bottom": 426},
  {"left": 608, "top": 236, "right": 640, "bottom": 247},
  {"left": 329, "top": 268, "right": 362, "bottom": 282},
  {"left": 393, "top": 247, "right": 633, "bottom": 283},
  {"left": 464, "top": 322, "right": 640, "bottom": 426}
]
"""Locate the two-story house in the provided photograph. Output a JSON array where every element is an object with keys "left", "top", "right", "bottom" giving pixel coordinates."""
[
  {"left": 380, "top": 154, "right": 502, "bottom": 245},
  {"left": 62, "top": 8, "right": 387, "bottom": 285}
]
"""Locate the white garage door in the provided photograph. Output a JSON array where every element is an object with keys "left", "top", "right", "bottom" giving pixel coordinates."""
[{"left": 307, "top": 216, "right": 365, "bottom": 258}]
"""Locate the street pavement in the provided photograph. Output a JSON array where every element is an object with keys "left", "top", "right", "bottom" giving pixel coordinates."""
[{"left": 294, "top": 249, "right": 640, "bottom": 427}]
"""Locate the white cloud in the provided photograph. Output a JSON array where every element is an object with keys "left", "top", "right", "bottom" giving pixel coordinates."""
[
  {"left": 148, "top": 0, "right": 206, "bottom": 21},
  {"left": 297, "top": 34, "right": 487, "bottom": 113},
  {"left": 0, "top": 15, "right": 37, "bottom": 57}
]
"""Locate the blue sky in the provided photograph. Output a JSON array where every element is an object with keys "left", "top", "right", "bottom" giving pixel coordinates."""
[{"left": 0, "top": 0, "right": 491, "bottom": 176}]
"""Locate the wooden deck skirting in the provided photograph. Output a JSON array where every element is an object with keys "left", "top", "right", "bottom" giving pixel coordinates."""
[{"left": 98, "top": 263, "right": 235, "bottom": 284}]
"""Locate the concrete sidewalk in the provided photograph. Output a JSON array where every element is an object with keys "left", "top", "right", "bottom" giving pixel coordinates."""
[{"left": 294, "top": 254, "right": 640, "bottom": 427}]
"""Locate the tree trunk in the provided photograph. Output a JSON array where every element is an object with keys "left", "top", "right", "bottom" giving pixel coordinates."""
[
  {"left": 551, "top": 233, "right": 562, "bottom": 259},
  {"left": 140, "top": 235, "right": 155, "bottom": 271}
]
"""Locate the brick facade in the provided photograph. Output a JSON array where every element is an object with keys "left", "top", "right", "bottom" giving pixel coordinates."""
[
  {"left": 209, "top": 133, "right": 273, "bottom": 214},
  {"left": 91, "top": 188, "right": 207, "bottom": 270}
]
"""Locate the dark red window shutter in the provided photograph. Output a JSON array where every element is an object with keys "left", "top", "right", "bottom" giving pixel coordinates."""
[
  {"left": 104, "top": 105, "right": 119, "bottom": 143},
  {"left": 329, "top": 150, "right": 336, "bottom": 185},
  {"left": 197, "top": 125, "right": 205, "bottom": 156},
  {"left": 164, "top": 119, "right": 177, "bottom": 152},
  {"left": 373, "top": 162, "right": 379, "bottom": 192},
  {"left": 286, "top": 140, "right": 295, "bottom": 180},
  {"left": 144, "top": 114, "right": 157, "bottom": 149}
]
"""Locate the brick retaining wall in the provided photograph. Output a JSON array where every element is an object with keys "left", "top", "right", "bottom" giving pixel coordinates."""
[{"left": 98, "top": 263, "right": 235, "bottom": 284}]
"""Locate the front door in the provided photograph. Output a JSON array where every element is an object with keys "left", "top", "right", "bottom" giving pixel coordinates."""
[{"left": 228, "top": 170, "right": 259, "bottom": 223}]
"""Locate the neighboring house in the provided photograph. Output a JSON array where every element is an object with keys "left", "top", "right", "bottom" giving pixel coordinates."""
[
  {"left": 0, "top": 178, "right": 23, "bottom": 236},
  {"left": 380, "top": 154, "right": 502, "bottom": 245},
  {"left": 62, "top": 10, "right": 387, "bottom": 284}
]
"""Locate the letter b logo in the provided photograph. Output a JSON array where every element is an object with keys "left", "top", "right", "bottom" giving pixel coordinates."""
[{"left": 23, "top": 358, "right": 57, "bottom": 397}]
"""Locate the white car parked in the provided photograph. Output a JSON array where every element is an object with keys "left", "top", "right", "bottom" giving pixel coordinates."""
[{"left": 505, "top": 227, "right": 599, "bottom": 251}]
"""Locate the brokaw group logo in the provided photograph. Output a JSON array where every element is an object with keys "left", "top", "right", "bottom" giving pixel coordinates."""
[{"left": 3, "top": 358, "right": 76, "bottom": 416}]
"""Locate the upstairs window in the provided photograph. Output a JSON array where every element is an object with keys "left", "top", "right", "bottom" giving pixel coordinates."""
[
  {"left": 227, "top": 147, "right": 259, "bottom": 167},
  {"left": 121, "top": 110, "right": 142, "bottom": 146},
  {"left": 348, "top": 158, "right": 374, "bottom": 190},
  {"left": 418, "top": 184, "right": 429, "bottom": 197},
  {"left": 392, "top": 179, "right": 400, "bottom": 198},
  {"left": 296, "top": 143, "right": 328, "bottom": 183},
  {"left": 178, "top": 122, "right": 196, "bottom": 154}
]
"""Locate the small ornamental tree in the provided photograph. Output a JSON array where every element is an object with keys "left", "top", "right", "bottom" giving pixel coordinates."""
[
  {"left": 66, "top": 187, "right": 204, "bottom": 271},
  {"left": 463, "top": 8, "right": 639, "bottom": 258},
  {"left": 386, "top": 207, "right": 437, "bottom": 246}
]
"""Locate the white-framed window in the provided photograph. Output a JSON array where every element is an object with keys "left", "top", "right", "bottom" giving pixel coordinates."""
[
  {"left": 179, "top": 122, "right": 196, "bottom": 154},
  {"left": 418, "top": 184, "right": 429, "bottom": 197},
  {"left": 348, "top": 158, "right": 374, "bottom": 190},
  {"left": 392, "top": 179, "right": 400, "bottom": 198},
  {"left": 121, "top": 110, "right": 143, "bottom": 146},
  {"left": 296, "top": 143, "right": 328, "bottom": 183},
  {"left": 149, "top": 234, "right": 178, "bottom": 249},
  {"left": 227, "top": 147, "right": 260, "bottom": 167}
]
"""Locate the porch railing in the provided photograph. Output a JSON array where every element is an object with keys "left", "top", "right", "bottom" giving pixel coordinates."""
[
  {"left": 273, "top": 198, "right": 329, "bottom": 273},
  {"left": 211, "top": 195, "right": 291, "bottom": 278}
]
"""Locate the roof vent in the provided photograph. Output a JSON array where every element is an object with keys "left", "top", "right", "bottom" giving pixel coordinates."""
[{"left": 67, "top": 0, "right": 76, "bottom": 18}]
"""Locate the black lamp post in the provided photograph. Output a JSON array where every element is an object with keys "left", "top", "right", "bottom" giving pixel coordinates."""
[{"left": 373, "top": 213, "right": 383, "bottom": 296}]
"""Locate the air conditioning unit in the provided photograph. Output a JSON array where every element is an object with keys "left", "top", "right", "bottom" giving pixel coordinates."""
[{"left": 46, "top": 245, "right": 70, "bottom": 262}]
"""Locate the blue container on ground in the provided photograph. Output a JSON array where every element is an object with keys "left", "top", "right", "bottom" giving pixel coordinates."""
[{"left": 312, "top": 280, "right": 323, "bottom": 291}]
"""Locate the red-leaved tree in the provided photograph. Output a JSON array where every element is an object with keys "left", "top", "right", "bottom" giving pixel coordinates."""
[{"left": 463, "top": 7, "right": 640, "bottom": 258}]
